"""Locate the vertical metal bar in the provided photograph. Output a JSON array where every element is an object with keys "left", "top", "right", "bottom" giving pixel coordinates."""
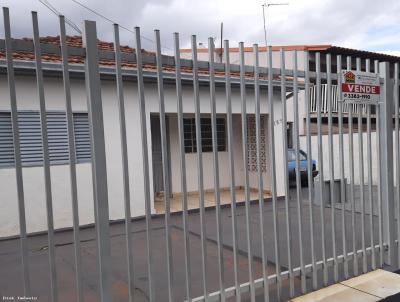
[
  {"left": 292, "top": 50, "right": 306, "bottom": 293},
  {"left": 32, "top": 12, "right": 58, "bottom": 302},
  {"left": 394, "top": 62, "right": 400, "bottom": 267},
  {"left": 134, "top": 27, "right": 154, "bottom": 301},
  {"left": 316, "top": 52, "right": 328, "bottom": 285},
  {"left": 83, "top": 20, "right": 112, "bottom": 302},
  {"left": 191, "top": 35, "right": 209, "bottom": 301},
  {"left": 304, "top": 51, "right": 317, "bottom": 289},
  {"left": 347, "top": 56, "right": 358, "bottom": 276},
  {"left": 280, "top": 48, "right": 295, "bottom": 295},
  {"left": 208, "top": 38, "right": 225, "bottom": 302},
  {"left": 3, "top": 7, "right": 31, "bottom": 295},
  {"left": 267, "top": 46, "right": 282, "bottom": 299},
  {"left": 366, "top": 59, "right": 376, "bottom": 270},
  {"left": 337, "top": 55, "right": 349, "bottom": 278},
  {"left": 253, "top": 44, "right": 269, "bottom": 302},
  {"left": 113, "top": 23, "right": 134, "bottom": 302},
  {"left": 356, "top": 57, "right": 367, "bottom": 273},
  {"left": 375, "top": 60, "right": 384, "bottom": 268},
  {"left": 59, "top": 15, "right": 83, "bottom": 302},
  {"left": 174, "top": 32, "right": 192, "bottom": 302},
  {"left": 154, "top": 29, "right": 174, "bottom": 302},
  {"left": 239, "top": 42, "right": 255, "bottom": 302},
  {"left": 327, "top": 53, "right": 338, "bottom": 281},
  {"left": 224, "top": 40, "right": 240, "bottom": 301},
  {"left": 379, "top": 61, "right": 396, "bottom": 267}
]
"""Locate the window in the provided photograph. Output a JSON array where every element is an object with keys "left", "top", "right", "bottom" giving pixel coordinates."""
[
  {"left": 183, "top": 117, "right": 226, "bottom": 153},
  {"left": 0, "top": 111, "right": 91, "bottom": 167}
]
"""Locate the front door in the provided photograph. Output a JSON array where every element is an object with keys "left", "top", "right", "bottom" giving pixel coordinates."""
[{"left": 151, "top": 115, "right": 171, "bottom": 196}]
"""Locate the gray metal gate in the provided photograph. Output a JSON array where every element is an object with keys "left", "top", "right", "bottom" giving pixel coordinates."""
[{"left": 0, "top": 6, "right": 400, "bottom": 302}]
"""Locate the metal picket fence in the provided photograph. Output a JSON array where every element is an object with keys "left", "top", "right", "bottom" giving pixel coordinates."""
[
  {"left": 1, "top": 7, "right": 400, "bottom": 302},
  {"left": 309, "top": 84, "right": 368, "bottom": 115}
]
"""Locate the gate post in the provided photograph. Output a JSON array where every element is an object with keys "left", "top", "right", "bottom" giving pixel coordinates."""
[
  {"left": 379, "top": 62, "right": 397, "bottom": 266},
  {"left": 83, "top": 20, "right": 112, "bottom": 301}
]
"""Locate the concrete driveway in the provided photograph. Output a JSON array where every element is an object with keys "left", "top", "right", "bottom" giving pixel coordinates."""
[{"left": 0, "top": 186, "right": 387, "bottom": 302}]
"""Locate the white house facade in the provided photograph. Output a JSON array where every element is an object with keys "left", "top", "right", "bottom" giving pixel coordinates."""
[{"left": 0, "top": 37, "right": 292, "bottom": 237}]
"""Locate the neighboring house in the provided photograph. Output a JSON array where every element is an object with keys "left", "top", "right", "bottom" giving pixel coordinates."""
[
  {"left": 0, "top": 36, "right": 295, "bottom": 237},
  {"left": 182, "top": 45, "right": 400, "bottom": 135},
  {"left": 181, "top": 44, "right": 400, "bottom": 71},
  {"left": 183, "top": 45, "right": 400, "bottom": 187}
]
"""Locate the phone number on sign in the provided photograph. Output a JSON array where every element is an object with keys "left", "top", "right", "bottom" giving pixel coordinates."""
[{"left": 343, "top": 93, "right": 371, "bottom": 99}]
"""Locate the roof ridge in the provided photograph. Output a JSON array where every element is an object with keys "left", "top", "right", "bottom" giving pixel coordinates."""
[
  {"left": 180, "top": 44, "right": 333, "bottom": 53},
  {"left": 20, "top": 35, "right": 137, "bottom": 54}
]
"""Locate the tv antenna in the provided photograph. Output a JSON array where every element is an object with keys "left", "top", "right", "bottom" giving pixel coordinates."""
[{"left": 262, "top": 2, "right": 289, "bottom": 47}]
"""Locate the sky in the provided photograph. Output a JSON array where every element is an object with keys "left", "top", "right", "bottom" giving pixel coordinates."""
[{"left": 2, "top": 0, "right": 400, "bottom": 56}]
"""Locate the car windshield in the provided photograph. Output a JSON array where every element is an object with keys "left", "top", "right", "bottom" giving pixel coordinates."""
[{"left": 287, "top": 149, "right": 307, "bottom": 161}]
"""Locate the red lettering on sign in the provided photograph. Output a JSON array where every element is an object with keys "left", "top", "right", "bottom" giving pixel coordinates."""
[{"left": 341, "top": 84, "right": 380, "bottom": 94}]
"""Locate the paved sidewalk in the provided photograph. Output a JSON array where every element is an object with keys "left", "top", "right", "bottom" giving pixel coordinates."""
[{"left": 291, "top": 269, "right": 400, "bottom": 302}]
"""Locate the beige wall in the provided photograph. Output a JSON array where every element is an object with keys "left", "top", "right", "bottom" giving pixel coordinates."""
[{"left": 182, "top": 49, "right": 306, "bottom": 70}]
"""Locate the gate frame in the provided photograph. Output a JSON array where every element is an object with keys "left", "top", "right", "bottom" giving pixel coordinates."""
[
  {"left": 83, "top": 20, "right": 112, "bottom": 302},
  {"left": 379, "top": 62, "right": 397, "bottom": 267}
]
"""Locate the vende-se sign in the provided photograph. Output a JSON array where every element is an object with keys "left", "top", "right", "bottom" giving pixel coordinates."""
[{"left": 340, "top": 70, "right": 380, "bottom": 104}]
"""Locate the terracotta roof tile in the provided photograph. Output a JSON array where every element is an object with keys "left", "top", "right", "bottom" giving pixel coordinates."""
[
  {"left": 0, "top": 36, "right": 284, "bottom": 81},
  {"left": 22, "top": 35, "right": 136, "bottom": 53}
]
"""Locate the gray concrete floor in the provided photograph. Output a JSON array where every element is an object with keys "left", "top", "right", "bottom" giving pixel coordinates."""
[{"left": 0, "top": 186, "right": 395, "bottom": 302}]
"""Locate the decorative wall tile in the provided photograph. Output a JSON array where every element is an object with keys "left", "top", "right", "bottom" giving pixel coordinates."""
[{"left": 246, "top": 116, "right": 267, "bottom": 172}]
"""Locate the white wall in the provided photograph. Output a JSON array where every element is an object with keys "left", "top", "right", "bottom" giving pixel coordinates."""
[
  {"left": 299, "top": 131, "right": 399, "bottom": 185},
  {"left": 286, "top": 89, "right": 307, "bottom": 136},
  {"left": 0, "top": 75, "right": 148, "bottom": 236},
  {"left": 272, "top": 100, "right": 289, "bottom": 197},
  {"left": 0, "top": 73, "right": 284, "bottom": 237}
]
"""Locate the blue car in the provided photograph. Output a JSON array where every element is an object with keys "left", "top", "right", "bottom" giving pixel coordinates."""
[{"left": 287, "top": 148, "right": 318, "bottom": 186}]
